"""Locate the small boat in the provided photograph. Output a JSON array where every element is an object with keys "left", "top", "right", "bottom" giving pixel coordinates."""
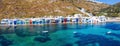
[
  {"left": 73, "top": 31, "right": 77, "bottom": 34},
  {"left": 42, "top": 31, "right": 48, "bottom": 33},
  {"left": 107, "top": 31, "right": 112, "bottom": 34}
]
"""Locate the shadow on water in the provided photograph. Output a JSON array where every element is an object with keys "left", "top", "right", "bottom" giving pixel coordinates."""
[
  {"left": 0, "top": 35, "right": 13, "bottom": 46},
  {"left": 103, "top": 22, "right": 120, "bottom": 30},
  {"left": 0, "top": 23, "right": 92, "bottom": 35},
  {"left": 34, "top": 36, "right": 51, "bottom": 43},
  {"left": 61, "top": 23, "right": 93, "bottom": 30},
  {"left": 14, "top": 25, "right": 42, "bottom": 37},
  {"left": 74, "top": 32, "right": 120, "bottom": 46},
  {"left": 0, "top": 23, "right": 91, "bottom": 37},
  {"left": 62, "top": 43, "right": 73, "bottom": 46},
  {"left": 33, "top": 27, "right": 52, "bottom": 43},
  {"left": 0, "top": 26, "right": 16, "bottom": 35}
]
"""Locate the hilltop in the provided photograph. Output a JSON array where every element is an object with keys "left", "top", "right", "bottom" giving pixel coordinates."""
[
  {"left": 98, "top": 2, "right": 120, "bottom": 17},
  {"left": 0, "top": 0, "right": 109, "bottom": 20}
]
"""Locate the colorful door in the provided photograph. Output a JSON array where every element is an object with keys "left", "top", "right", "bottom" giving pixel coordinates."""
[{"left": 30, "top": 20, "right": 32, "bottom": 24}]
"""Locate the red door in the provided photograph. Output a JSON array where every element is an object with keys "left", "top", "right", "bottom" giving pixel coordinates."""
[
  {"left": 30, "top": 20, "right": 32, "bottom": 24},
  {"left": 64, "top": 18, "right": 67, "bottom": 23}
]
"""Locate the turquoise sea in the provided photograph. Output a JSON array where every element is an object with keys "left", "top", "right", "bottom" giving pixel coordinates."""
[{"left": 0, "top": 22, "right": 120, "bottom": 46}]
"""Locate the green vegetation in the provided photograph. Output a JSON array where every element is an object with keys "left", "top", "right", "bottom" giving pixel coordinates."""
[{"left": 99, "top": 2, "right": 120, "bottom": 17}]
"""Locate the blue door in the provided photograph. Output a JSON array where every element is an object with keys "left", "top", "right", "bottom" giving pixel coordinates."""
[
  {"left": 47, "top": 20, "right": 50, "bottom": 24},
  {"left": 55, "top": 19, "right": 59, "bottom": 23},
  {"left": 33, "top": 21, "right": 36, "bottom": 24},
  {"left": 14, "top": 21, "right": 17, "bottom": 25},
  {"left": 76, "top": 18, "right": 79, "bottom": 23}
]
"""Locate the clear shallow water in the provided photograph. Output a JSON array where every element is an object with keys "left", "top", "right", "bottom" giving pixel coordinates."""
[{"left": 0, "top": 22, "right": 120, "bottom": 46}]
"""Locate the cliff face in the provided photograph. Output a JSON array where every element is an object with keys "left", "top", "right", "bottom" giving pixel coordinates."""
[{"left": 0, "top": 0, "right": 109, "bottom": 19}]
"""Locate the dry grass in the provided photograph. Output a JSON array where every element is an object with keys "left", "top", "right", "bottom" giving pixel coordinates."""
[{"left": 0, "top": 0, "right": 109, "bottom": 20}]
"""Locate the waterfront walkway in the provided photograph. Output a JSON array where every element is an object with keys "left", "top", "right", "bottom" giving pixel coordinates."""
[{"left": 106, "top": 17, "right": 120, "bottom": 22}]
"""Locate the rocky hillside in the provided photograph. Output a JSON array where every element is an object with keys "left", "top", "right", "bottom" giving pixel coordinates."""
[
  {"left": 0, "top": 0, "right": 109, "bottom": 19},
  {"left": 98, "top": 2, "right": 120, "bottom": 17}
]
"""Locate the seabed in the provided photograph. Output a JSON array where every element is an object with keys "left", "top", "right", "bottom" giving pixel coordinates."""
[{"left": 0, "top": 22, "right": 120, "bottom": 46}]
